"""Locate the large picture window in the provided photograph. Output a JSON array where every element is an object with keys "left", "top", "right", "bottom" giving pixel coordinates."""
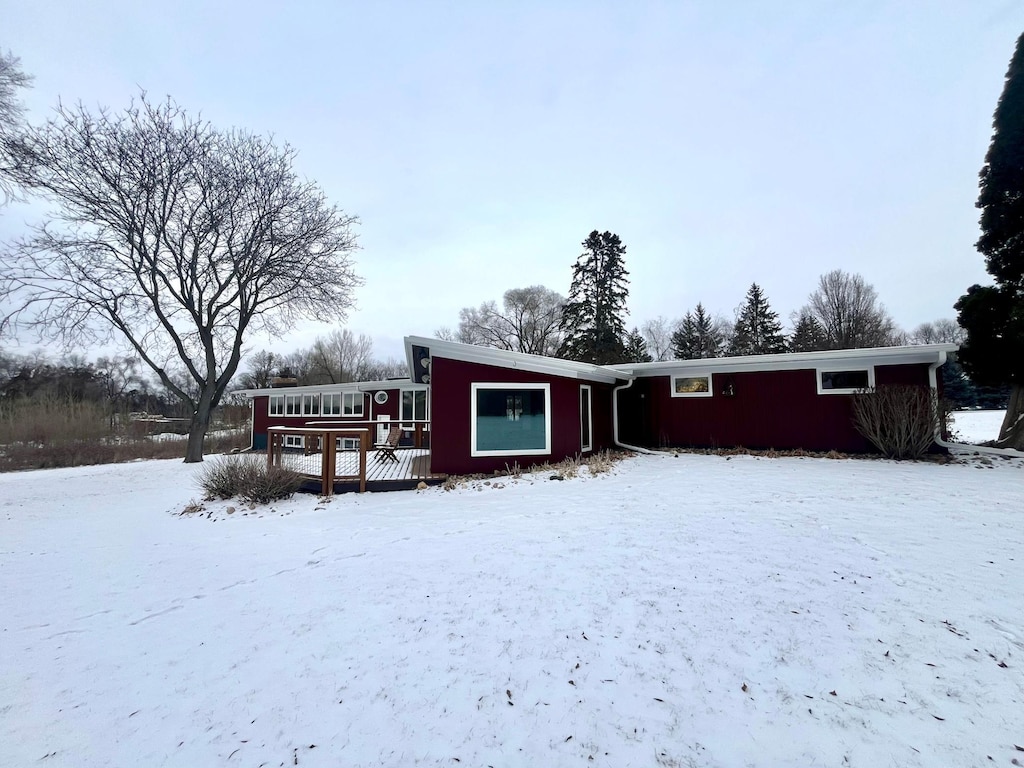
[
  {"left": 671, "top": 374, "right": 713, "bottom": 398},
  {"left": 817, "top": 367, "right": 874, "bottom": 395},
  {"left": 471, "top": 383, "right": 551, "bottom": 457}
]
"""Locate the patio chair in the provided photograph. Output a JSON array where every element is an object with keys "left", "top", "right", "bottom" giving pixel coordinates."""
[{"left": 374, "top": 425, "right": 402, "bottom": 463}]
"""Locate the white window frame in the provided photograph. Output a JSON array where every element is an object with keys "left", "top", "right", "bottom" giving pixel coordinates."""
[
  {"left": 580, "top": 384, "right": 593, "bottom": 453},
  {"left": 268, "top": 395, "right": 284, "bottom": 416},
  {"left": 321, "top": 393, "right": 342, "bottom": 416},
  {"left": 816, "top": 366, "right": 875, "bottom": 395},
  {"left": 342, "top": 392, "right": 364, "bottom": 417},
  {"left": 401, "top": 388, "right": 429, "bottom": 428},
  {"left": 470, "top": 382, "right": 551, "bottom": 458},
  {"left": 284, "top": 394, "right": 302, "bottom": 416},
  {"left": 336, "top": 437, "right": 360, "bottom": 451},
  {"left": 301, "top": 393, "right": 320, "bottom": 417},
  {"left": 671, "top": 374, "right": 713, "bottom": 398},
  {"left": 283, "top": 434, "right": 304, "bottom": 449}
]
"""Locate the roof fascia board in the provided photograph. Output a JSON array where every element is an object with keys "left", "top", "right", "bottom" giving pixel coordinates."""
[
  {"left": 611, "top": 344, "right": 959, "bottom": 378},
  {"left": 404, "top": 335, "right": 625, "bottom": 383},
  {"left": 236, "top": 379, "right": 419, "bottom": 398}
]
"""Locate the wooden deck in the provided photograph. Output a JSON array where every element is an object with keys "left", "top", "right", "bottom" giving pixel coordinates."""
[{"left": 281, "top": 448, "right": 446, "bottom": 493}]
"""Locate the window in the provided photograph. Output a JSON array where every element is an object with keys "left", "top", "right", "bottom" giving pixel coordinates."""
[
  {"left": 322, "top": 393, "right": 342, "bottom": 416},
  {"left": 268, "top": 396, "right": 284, "bottom": 416},
  {"left": 342, "top": 392, "right": 363, "bottom": 417},
  {"left": 471, "top": 383, "right": 551, "bottom": 457},
  {"left": 301, "top": 394, "right": 320, "bottom": 416},
  {"left": 336, "top": 437, "right": 360, "bottom": 451},
  {"left": 817, "top": 367, "right": 874, "bottom": 395},
  {"left": 283, "top": 434, "right": 304, "bottom": 449},
  {"left": 401, "top": 389, "right": 428, "bottom": 427},
  {"left": 284, "top": 394, "right": 302, "bottom": 416},
  {"left": 671, "top": 375, "right": 713, "bottom": 398},
  {"left": 580, "top": 385, "right": 593, "bottom": 452}
]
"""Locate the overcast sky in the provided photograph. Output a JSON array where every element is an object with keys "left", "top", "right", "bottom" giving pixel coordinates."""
[{"left": 3, "top": 1, "right": 1023, "bottom": 362}]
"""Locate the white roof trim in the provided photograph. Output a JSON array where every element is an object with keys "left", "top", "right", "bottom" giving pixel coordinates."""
[
  {"left": 235, "top": 378, "right": 422, "bottom": 398},
  {"left": 404, "top": 336, "right": 626, "bottom": 384},
  {"left": 608, "top": 344, "right": 959, "bottom": 377}
]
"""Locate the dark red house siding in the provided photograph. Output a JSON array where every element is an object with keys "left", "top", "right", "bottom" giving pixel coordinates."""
[
  {"left": 618, "top": 363, "right": 934, "bottom": 453},
  {"left": 429, "top": 357, "right": 619, "bottom": 475},
  {"left": 249, "top": 389, "right": 403, "bottom": 449}
]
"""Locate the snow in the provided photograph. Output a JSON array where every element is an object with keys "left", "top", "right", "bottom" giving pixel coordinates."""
[
  {"left": 2, "top": 452, "right": 1022, "bottom": 767},
  {"left": 949, "top": 409, "right": 1007, "bottom": 445}
]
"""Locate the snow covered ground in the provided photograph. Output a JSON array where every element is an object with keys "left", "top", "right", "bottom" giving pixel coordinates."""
[
  {"left": 950, "top": 409, "right": 1007, "bottom": 444},
  {"left": 2, "top": 452, "right": 1022, "bottom": 768}
]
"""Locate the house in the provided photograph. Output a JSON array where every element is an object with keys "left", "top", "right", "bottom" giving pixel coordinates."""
[
  {"left": 239, "top": 338, "right": 957, "bottom": 479},
  {"left": 241, "top": 378, "right": 428, "bottom": 452},
  {"left": 404, "top": 336, "right": 958, "bottom": 475}
]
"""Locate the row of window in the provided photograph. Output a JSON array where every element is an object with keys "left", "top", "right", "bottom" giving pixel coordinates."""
[
  {"left": 671, "top": 368, "right": 874, "bottom": 398},
  {"left": 268, "top": 390, "right": 428, "bottom": 421}
]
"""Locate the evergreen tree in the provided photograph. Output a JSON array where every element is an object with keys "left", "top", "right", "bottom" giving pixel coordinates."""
[
  {"left": 940, "top": 358, "right": 977, "bottom": 410},
  {"left": 623, "top": 327, "right": 653, "bottom": 363},
  {"left": 789, "top": 311, "right": 829, "bottom": 352},
  {"left": 955, "top": 32, "right": 1024, "bottom": 449},
  {"left": 558, "top": 230, "right": 630, "bottom": 364},
  {"left": 728, "top": 283, "right": 787, "bottom": 356},
  {"left": 671, "top": 304, "right": 724, "bottom": 359}
]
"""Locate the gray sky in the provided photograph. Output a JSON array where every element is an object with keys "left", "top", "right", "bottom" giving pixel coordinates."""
[{"left": 2, "top": 1, "right": 1022, "bottom": 362}]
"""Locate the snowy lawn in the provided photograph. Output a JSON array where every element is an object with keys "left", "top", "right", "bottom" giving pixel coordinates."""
[
  {"left": 1, "top": 452, "right": 1022, "bottom": 768},
  {"left": 950, "top": 409, "right": 1007, "bottom": 445}
]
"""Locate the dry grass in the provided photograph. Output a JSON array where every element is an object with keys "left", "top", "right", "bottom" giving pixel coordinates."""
[
  {"left": 442, "top": 450, "right": 628, "bottom": 490},
  {"left": 0, "top": 398, "right": 246, "bottom": 471}
]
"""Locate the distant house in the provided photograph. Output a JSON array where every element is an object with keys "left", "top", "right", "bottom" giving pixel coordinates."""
[{"left": 239, "top": 338, "right": 957, "bottom": 478}]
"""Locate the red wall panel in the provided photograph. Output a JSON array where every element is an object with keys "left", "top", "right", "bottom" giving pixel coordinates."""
[{"left": 429, "top": 357, "right": 618, "bottom": 475}]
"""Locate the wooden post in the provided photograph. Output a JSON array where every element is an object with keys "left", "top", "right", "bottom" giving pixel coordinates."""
[
  {"left": 320, "top": 430, "right": 333, "bottom": 496},
  {"left": 358, "top": 430, "right": 367, "bottom": 493}
]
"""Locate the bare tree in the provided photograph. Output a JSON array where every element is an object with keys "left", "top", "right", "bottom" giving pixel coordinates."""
[
  {"left": 449, "top": 285, "right": 565, "bottom": 356},
  {"left": 0, "top": 95, "right": 361, "bottom": 461},
  {"left": 307, "top": 328, "right": 374, "bottom": 383},
  {"left": 802, "top": 270, "right": 900, "bottom": 349},
  {"left": 640, "top": 316, "right": 676, "bottom": 361},
  {"left": 0, "top": 50, "right": 33, "bottom": 201},
  {"left": 237, "top": 350, "right": 279, "bottom": 390},
  {"left": 910, "top": 318, "right": 965, "bottom": 345}
]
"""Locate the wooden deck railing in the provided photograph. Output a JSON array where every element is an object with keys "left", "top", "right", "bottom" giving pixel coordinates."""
[
  {"left": 266, "top": 421, "right": 433, "bottom": 495},
  {"left": 267, "top": 426, "right": 370, "bottom": 495}
]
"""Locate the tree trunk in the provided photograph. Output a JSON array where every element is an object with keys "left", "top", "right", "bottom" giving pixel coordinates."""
[
  {"left": 995, "top": 383, "right": 1024, "bottom": 450},
  {"left": 183, "top": 396, "right": 216, "bottom": 463}
]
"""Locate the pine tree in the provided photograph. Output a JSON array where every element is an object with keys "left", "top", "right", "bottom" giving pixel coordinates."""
[
  {"left": 728, "top": 283, "right": 787, "bottom": 356},
  {"left": 558, "top": 230, "right": 630, "bottom": 364},
  {"left": 789, "top": 311, "right": 829, "bottom": 352},
  {"left": 955, "top": 32, "right": 1024, "bottom": 449},
  {"left": 623, "top": 327, "right": 653, "bottom": 363},
  {"left": 671, "top": 304, "right": 724, "bottom": 359}
]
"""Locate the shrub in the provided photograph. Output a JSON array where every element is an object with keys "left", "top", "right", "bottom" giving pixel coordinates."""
[
  {"left": 851, "top": 385, "right": 941, "bottom": 460},
  {"left": 197, "top": 455, "right": 302, "bottom": 503}
]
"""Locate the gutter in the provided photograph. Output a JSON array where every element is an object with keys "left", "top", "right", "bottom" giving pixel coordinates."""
[
  {"left": 612, "top": 377, "right": 658, "bottom": 455},
  {"left": 928, "top": 350, "right": 1024, "bottom": 458}
]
